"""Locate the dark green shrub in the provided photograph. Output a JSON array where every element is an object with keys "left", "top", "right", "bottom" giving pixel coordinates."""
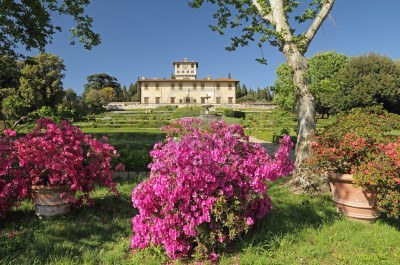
[
  {"left": 224, "top": 109, "right": 246, "bottom": 119},
  {"left": 114, "top": 149, "right": 152, "bottom": 171}
]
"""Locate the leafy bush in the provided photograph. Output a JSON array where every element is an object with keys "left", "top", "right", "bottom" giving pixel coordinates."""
[
  {"left": 308, "top": 106, "right": 398, "bottom": 174},
  {"left": 155, "top": 105, "right": 178, "bottom": 111},
  {"left": 355, "top": 139, "right": 400, "bottom": 218},
  {"left": 171, "top": 106, "right": 203, "bottom": 119},
  {"left": 131, "top": 118, "right": 294, "bottom": 260}
]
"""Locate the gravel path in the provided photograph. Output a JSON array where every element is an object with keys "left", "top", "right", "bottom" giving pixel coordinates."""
[{"left": 249, "top": 136, "right": 296, "bottom": 160}]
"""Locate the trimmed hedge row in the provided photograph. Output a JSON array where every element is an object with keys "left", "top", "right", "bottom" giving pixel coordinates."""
[
  {"left": 171, "top": 106, "right": 203, "bottom": 119},
  {"left": 113, "top": 148, "right": 152, "bottom": 171},
  {"left": 224, "top": 109, "right": 246, "bottom": 119}
]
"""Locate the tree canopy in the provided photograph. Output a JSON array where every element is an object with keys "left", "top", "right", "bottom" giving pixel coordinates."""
[
  {"left": 274, "top": 51, "right": 348, "bottom": 116},
  {"left": 189, "top": 0, "right": 335, "bottom": 187},
  {"left": 83, "top": 73, "right": 122, "bottom": 100},
  {"left": 18, "top": 53, "right": 66, "bottom": 111},
  {"left": 332, "top": 53, "right": 400, "bottom": 114},
  {"left": 0, "top": 0, "right": 100, "bottom": 58}
]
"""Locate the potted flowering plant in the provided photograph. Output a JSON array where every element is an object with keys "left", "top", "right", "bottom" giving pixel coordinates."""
[
  {"left": 307, "top": 106, "right": 400, "bottom": 221},
  {"left": 0, "top": 118, "right": 123, "bottom": 218}
]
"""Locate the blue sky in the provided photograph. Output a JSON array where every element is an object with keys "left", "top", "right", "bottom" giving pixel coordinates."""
[{"left": 36, "top": 1, "right": 400, "bottom": 95}]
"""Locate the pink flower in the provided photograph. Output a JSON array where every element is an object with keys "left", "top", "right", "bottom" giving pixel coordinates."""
[
  {"left": 131, "top": 118, "right": 293, "bottom": 260},
  {"left": 3, "top": 129, "right": 16, "bottom": 137},
  {"left": 0, "top": 118, "right": 122, "bottom": 218},
  {"left": 246, "top": 217, "right": 254, "bottom": 226}
]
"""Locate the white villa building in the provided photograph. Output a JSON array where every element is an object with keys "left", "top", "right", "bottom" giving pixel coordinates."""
[{"left": 137, "top": 58, "right": 239, "bottom": 105}]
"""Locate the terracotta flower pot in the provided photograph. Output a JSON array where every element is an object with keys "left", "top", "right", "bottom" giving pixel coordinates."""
[
  {"left": 328, "top": 173, "right": 380, "bottom": 222},
  {"left": 30, "top": 185, "right": 75, "bottom": 218}
]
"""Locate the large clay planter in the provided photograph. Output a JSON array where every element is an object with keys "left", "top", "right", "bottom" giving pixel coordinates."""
[
  {"left": 328, "top": 173, "right": 380, "bottom": 222},
  {"left": 30, "top": 185, "right": 74, "bottom": 218}
]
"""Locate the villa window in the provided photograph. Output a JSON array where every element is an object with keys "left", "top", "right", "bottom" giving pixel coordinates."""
[
  {"left": 155, "top": 97, "right": 160, "bottom": 104},
  {"left": 216, "top": 97, "right": 221, "bottom": 104},
  {"left": 171, "top": 97, "right": 175, "bottom": 104},
  {"left": 228, "top": 84, "right": 232, "bottom": 90},
  {"left": 177, "top": 64, "right": 180, "bottom": 68},
  {"left": 144, "top": 97, "right": 149, "bottom": 104},
  {"left": 191, "top": 64, "right": 194, "bottom": 68},
  {"left": 171, "top": 84, "right": 175, "bottom": 90},
  {"left": 156, "top": 83, "right": 160, "bottom": 90},
  {"left": 179, "top": 83, "right": 183, "bottom": 90},
  {"left": 144, "top": 84, "right": 148, "bottom": 90},
  {"left": 216, "top": 84, "right": 220, "bottom": 90},
  {"left": 193, "top": 83, "right": 197, "bottom": 90},
  {"left": 228, "top": 97, "right": 233, "bottom": 104},
  {"left": 201, "top": 83, "right": 205, "bottom": 90}
]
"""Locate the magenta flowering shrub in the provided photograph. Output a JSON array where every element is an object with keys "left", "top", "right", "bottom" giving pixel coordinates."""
[
  {"left": 131, "top": 118, "right": 294, "bottom": 260},
  {"left": 0, "top": 118, "right": 123, "bottom": 218},
  {"left": 0, "top": 129, "right": 26, "bottom": 219}
]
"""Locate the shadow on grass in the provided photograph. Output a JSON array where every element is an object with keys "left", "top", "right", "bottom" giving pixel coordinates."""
[
  {"left": 0, "top": 188, "right": 137, "bottom": 264},
  {"left": 227, "top": 183, "right": 339, "bottom": 255},
  {"left": 379, "top": 215, "right": 400, "bottom": 230}
]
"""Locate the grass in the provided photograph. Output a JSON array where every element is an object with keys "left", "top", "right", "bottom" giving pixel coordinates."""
[
  {"left": 1, "top": 178, "right": 400, "bottom": 264},
  {"left": 80, "top": 128, "right": 165, "bottom": 154}
]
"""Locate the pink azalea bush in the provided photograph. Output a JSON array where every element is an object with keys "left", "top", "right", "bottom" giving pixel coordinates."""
[
  {"left": 131, "top": 118, "right": 294, "bottom": 260},
  {"left": 0, "top": 129, "right": 25, "bottom": 219},
  {"left": 0, "top": 118, "right": 123, "bottom": 218}
]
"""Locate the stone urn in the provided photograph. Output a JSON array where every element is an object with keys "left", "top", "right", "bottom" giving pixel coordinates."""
[
  {"left": 30, "top": 185, "right": 75, "bottom": 218},
  {"left": 328, "top": 173, "right": 380, "bottom": 222}
]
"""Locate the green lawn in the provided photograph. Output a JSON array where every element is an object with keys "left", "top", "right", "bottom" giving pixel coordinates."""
[{"left": 1, "top": 178, "right": 399, "bottom": 265}]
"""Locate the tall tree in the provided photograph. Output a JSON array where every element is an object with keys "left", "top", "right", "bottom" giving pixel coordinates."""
[
  {"left": 83, "top": 89, "right": 108, "bottom": 114},
  {"left": 265, "top": 86, "right": 273, "bottom": 101},
  {"left": 0, "top": 56, "right": 21, "bottom": 120},
  {"left": 63, "top": 88, "right": 78, "bottom": 104},
  {"left": 121, "top": 85, "right": 128, "bottom": 101},
  {"left": 235, "top": 83, "right": 242, "bottom": 98},
  {"left": 333, "top": 53, "right": 400, "bottom": 114},
  {"left": 100, "top": 87, "right": 118, "bottom": 103},
  {"left": 19, "top": 53, "right": 65, "bottom": 111},
  {"left": 83, "top": 73, "right": 121, "bottom": 98},
  {"left": 273, "top": 63, "right": 297, "bottom": 112},
  {"left": 0, "top": 0, "right": 100, "bottom": 58},
  {"left": 189, "top": 0, "right": 335, "bottom": 183},
  {"left": 241, "top": 84, "right": 248, "bottom": 97},
  {"left": 274, "top": 51, "right": 347, "bottom": 115},
  {"left": 128, "top": 83, "right": 136, "bottom": 98},
  {"left": 0, "top": 56, "right": 21, "bottom": 89}
]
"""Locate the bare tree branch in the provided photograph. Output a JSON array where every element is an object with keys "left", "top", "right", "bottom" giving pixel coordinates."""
[
  {"left": 252, "top": 0, "right": 273, "bottom": 23},
  {"left": 268, "top": 0, "right": 294, "bottom": 44},
  {"left": 303, "top": 0, "right": 335, "bottom": 49}
]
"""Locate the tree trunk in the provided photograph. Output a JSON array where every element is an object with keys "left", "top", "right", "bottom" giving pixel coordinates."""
[{"left": 284, "top": 48, "right": 318, "bottom": 189}]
